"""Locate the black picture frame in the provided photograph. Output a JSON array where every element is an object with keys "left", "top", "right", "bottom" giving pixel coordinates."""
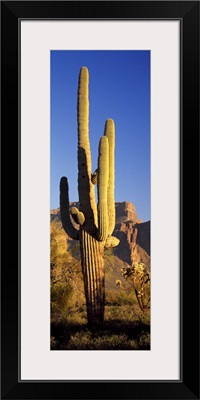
[{"left": 1, "top": 1, "right": 199, "bottom": 399}]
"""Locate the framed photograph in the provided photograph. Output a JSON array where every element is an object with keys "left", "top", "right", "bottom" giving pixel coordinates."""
[{"left": 1, "top": 1, "right": 199, "bottom": 399}]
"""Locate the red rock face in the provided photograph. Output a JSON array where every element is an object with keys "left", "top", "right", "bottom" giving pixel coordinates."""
[
  {"left": 112, "top": 202, "right": 150, "bottom": 269},
  {"left": 115, "top": 201, "right": 139, "bottom": 224},
  {"left": 114, "top": 221, "right": 150, "bottom": 268}
]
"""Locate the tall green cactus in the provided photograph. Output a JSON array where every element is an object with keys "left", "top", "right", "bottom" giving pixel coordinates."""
[{"left": 60, "top": 67, "right": 119, "bottom": 326}]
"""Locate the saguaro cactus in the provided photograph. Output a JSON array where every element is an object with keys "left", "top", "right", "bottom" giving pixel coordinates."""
[{"left": 60, "top": 67, "right": 119, "bottom": 326}]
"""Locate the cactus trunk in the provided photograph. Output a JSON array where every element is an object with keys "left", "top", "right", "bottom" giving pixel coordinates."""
[{"left": 80, "top": 230, "right": 105, "bottom": 326}]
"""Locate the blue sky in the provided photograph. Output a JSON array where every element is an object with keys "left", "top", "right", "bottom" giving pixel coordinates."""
[{"left": 51, "top": 50, "right": 150, "bottom": 222}]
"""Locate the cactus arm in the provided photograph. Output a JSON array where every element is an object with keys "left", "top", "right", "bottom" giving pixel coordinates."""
[
  {"left": 70, "top": 207, "right": 85, "bottom": 226},
  {"left": 77, "top": 67, "right": 97, "bottom": 228},
  {"left": 105, "top": 236, "right": 120, "bottom": 248},
  {"left": 59, "top": 177, "right": 79, "bottom": 240},
  {"left": 104, "top": 119, "right": 116, "bottom": 235},
  {"left": 97, "top": 136, "right": 109, "bottom": 241}
]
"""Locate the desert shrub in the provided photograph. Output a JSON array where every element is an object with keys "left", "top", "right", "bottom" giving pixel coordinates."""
[
  {"left": 50, "top": 336, "right": 59, "bottom": 349},
  {"left": 65, "top": 306, "right": 87, "bottom": 325},
  {"left": 121, "top": 262, "right": 150, "bottom": 312},
  {"left": 105, "top": 289, "right": 136, "bottom": 306},
  {"left": 51, "top": 282, "right": 72, "bottom": 315},
  {"left": 138, "top": 331, "right": 150, "bottom": 349},
  {"left": 66, "top": 330, "right": 138, "bottom": 350},
  {"left": 66, "top": 330, "right": 93, "bottom": 349},
  {"left": 50, "top": 220, "right": 84, "bottom": 321},
  {"left": 104, "top": 304, "right": 139, "bottom": 323}
]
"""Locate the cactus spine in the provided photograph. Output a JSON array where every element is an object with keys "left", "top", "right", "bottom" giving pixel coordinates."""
[{"left": 60, "top": 67, "right": 119, "bottom": 326}]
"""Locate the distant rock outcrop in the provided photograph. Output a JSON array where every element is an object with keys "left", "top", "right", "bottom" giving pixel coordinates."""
[
  {"left": 50, "top": 201, "right": 150, "bottom": 269},
  {"left": 115, "top": 201, "right": 142, "bottom": 224}
]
